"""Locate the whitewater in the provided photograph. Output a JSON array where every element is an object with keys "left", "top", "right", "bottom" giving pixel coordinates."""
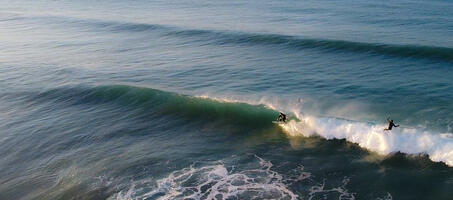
[{"left": 196, "top": 94, "right": 453, "bottom": 167}]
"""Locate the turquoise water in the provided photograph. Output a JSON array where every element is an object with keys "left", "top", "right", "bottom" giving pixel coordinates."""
[{"left": 1, "top": 0, "right": 453, "bottom": 199}]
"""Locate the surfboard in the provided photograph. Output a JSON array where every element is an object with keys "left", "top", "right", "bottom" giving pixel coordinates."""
[{"left": 272, "top": 121, "right": 285, "bottom": 124}]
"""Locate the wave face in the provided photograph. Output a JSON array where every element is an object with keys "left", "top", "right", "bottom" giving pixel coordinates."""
[{"left": 27, "top": 85, "right": 278, "bottom": 128}]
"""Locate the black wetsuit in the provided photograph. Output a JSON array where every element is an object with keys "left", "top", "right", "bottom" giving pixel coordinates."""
[
  {"left": 386, "top": 120, "right": 398, "bottom": 130},
  {"left": 387, "top": 122, "right": 397, "bottom": 130},
  {"left": 279, "top": 113, "right": 287, "bottom": 122}
]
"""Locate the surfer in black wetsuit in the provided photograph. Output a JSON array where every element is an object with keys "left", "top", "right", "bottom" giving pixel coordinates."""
[
  {"left": 278, "top": 112, "right": 287, "bottom": 122},
  {"left": 384, "top": 117, "right": 399, "bottom": 131}
]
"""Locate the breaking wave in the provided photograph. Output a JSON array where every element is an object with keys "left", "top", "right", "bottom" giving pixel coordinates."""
[
  {"left": 10, "top": 84, "right": 453, "bottom": 167},
  {"left": 195, "top": 94, "right": 453, "bottom": 168},
  {"left": 281, "top": 116, "right": 453, "bottom": 166}
]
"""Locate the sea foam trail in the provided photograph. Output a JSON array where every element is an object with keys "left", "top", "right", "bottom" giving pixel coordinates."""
[
  {"left": 112, "top": 156, "right": 300, "bottom": 200},
  {"left": 111, "top": 155, "right": 360, "bottom": 200}
]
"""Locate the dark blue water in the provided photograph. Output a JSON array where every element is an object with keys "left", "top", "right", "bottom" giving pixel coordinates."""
[{"left": 1, "top": 0, "right": 453, "bottom": 199}]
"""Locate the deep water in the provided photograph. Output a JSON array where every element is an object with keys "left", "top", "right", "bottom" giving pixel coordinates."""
[{"left": 1, "top": 0, "right": 453, "bottom": 199}]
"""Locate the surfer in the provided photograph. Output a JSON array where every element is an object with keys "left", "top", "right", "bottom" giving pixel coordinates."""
[
  {"left": 277, "top": 112, "right": 287, "bottom": 122},
  {"left": 384, "top": 117, "right": 399, "bottom": 131}
]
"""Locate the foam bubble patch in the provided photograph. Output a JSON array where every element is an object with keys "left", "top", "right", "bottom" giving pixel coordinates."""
[{"left": 112, "top": 156, "right": 299, "bottom": 200}]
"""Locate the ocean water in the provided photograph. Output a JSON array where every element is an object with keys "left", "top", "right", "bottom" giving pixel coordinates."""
[{"left": 1, "top": 0, "right": 453, "bottom": 199}]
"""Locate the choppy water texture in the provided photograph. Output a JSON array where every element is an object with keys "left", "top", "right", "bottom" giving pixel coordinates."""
[{"left": 1, "top": 0, "right": 453, "bottom": 199}]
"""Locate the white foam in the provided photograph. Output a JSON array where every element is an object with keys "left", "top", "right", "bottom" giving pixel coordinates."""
[
  {"left": 308, "top": 177, "right": 355, "bottom": 200},
  {"left": 113, "top": 156, "right": 299, "bottom": 200},
  {"left": 109, "top": 155, "right": 394, "bottom": 199},
  {"left": 376, "top": 192, "right": 393, "bottom": 200},
  {"left": 195, "top": 94, "right": 453, "bottom": 167},
  {"left": 280, "top": 116, "right": 453, "bottom": 166}
]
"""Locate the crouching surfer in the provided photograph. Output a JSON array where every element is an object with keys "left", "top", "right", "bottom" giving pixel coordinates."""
[
  {"left": 384, "top": 117, "right": 399, "bottom": 131},
  {"left": 277, "top": 112, "right": 287, "bottom": 122}
]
